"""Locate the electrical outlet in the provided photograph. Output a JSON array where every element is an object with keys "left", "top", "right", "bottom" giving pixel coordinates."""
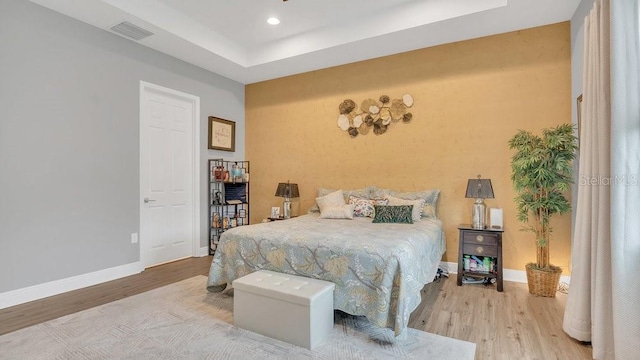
[{"left": 131, "top": 233, "right": 138, "bottom": 244}]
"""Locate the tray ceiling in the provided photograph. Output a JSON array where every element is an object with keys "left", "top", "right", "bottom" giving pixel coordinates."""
[{"left": 29, "top": 0, "right": 581, "bottom": 84}]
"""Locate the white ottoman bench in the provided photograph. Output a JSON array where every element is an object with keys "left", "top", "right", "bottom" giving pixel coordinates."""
[{"left": 232, "top": 270, "right": 335, "bottom": 350}]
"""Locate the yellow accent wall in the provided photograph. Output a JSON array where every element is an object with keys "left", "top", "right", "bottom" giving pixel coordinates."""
[{"left": 246, "top": 23, "right": 572, "bottom": 273}]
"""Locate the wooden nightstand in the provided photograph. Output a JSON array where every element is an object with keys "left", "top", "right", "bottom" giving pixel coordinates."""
[{"left": 457, "top": 224, "right": 504, "bottom": 292}]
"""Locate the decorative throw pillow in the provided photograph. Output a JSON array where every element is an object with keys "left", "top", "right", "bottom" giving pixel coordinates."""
[
  {"left": 308, "top": 187, "right": 373, "bottom": 213},
  {"left": 348, "top": 195, "right": 389, "bottom": 218},
  {"left": 316, "top": 190, "right": 346, "bottom": 214},
  {"left": 319, "top": 204, "right": 354, "bottom": 219},
  {"left": 386, "top": 195, "right": 424, "bottom": 222},
  {"left": 371, "top": 187, "right": 440, "bottom": 219},
  {"left": 372, "top": 205, "right": 414, "bottom": 224}
]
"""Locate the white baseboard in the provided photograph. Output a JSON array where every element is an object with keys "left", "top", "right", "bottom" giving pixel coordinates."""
[
  {"left": 441, "top": 261, "right": 459, "bottom": 275},
  {"left": 440, "top": 261, "right": 571, "bottom": 284},
  {"left": 0, "top": 261, "right": 144, "bottom": 310},
  {"left": 198, "top": 246, "right": 211, "bottom": 257}
]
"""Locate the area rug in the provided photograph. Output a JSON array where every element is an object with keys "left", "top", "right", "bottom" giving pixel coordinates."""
[{"left": 0, "top": 276, "right": 475, "bottom": 360}]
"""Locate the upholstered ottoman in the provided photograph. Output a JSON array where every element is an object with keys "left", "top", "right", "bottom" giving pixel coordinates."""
[{"left": 232, "top": 270, "right": 335, "bottom": 350}]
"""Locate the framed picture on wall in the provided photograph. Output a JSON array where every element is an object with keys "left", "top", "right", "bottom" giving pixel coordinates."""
[{"left": 208, "top": 116, "right": 236, "bottom": 152}]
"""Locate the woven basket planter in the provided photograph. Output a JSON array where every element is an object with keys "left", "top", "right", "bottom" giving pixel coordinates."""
[{"left": 526, "top": 264, "right": 562, "bottom": 297}]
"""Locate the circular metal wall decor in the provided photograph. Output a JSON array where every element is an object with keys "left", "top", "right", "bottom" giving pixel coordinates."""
[{"left": 337, "top": 94, "right": 414, "bottom": 137}]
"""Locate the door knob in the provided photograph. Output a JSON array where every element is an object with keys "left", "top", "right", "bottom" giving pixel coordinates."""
[{"left": 144, "top": 197, "right": 156, "bottom": 203}]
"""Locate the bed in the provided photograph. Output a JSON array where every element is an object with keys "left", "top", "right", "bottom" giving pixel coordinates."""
[{"left": 206, "top": 206, "right": 445, "bottom": 336}]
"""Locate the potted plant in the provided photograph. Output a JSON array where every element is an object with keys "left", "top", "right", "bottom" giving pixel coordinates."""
[{"left": 508, "top": 123, "right": 578, "bottom": 297}]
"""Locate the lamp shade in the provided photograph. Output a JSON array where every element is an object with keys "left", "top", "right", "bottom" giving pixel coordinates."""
[
  {"left": 465, "top": 177, "right": 494, "bottom": 199},
  {"left": 275, "top": 182, "right": 300, "bottom": 198}
]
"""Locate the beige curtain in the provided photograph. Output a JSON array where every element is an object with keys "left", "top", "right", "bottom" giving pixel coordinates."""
[
  {"left": 563, "top": 0, "right": 614, "bottom": 358},
  {"left": 610, "top": 0, "right": 640, "bottom": 358},
  {"left": 564, "top": 0, "right": 640, "bottom": 359}
]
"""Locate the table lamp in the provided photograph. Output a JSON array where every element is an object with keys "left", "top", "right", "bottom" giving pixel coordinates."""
[
  {"left": 275, "top": 181, "right": 300, "bottom": 219},
  {"left": 465, "top": 175, "right": 494, "bottom": 229}
]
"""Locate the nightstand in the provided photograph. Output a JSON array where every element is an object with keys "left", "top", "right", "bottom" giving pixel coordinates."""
[
  {"left": 457, "top": 224, "right": 504, "bottom": 292},
  {"left": 268, "top": 216, "right": 296, "bottom": 221}
]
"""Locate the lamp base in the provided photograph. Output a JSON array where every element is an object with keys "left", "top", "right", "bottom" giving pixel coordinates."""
[
  {"left": 471, "top": 199, "right": 487, "bottom": 229},
  {"left": 283, "top": 199, "right": 292, "bottom": 219}
]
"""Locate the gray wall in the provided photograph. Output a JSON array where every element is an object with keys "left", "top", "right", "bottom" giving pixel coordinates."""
[{"left": 0, "top": 0, "right": 244, "bottom": 292}]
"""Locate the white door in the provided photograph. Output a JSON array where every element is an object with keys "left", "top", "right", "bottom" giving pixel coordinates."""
[{"left": 140, "top": 82, "right": 200, "bottom": 267}]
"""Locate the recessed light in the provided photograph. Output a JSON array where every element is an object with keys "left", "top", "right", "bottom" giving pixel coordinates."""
[{"left": 267, "top": 17, "right": 280, "bottom": 25}]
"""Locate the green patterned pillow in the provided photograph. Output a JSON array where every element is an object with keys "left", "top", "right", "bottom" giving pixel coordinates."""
[{"left": 372, "top": 205, "right": 414, "bottom": 224}]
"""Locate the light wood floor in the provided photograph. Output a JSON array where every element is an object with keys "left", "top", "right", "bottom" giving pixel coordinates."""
[
  {"left": 0, "top": 257, "right": 591, "bottom": 359},
  {"left": 409, "top": 275, "right": 592, "bottom": 359}
]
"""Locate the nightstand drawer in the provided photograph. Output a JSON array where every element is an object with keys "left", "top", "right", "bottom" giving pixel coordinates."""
[
  {"left": 462, "top": 231, "right": 498, "bottom": 245},
  {"left": 463, "top": 243, "right": 497, "bottom": 257}
]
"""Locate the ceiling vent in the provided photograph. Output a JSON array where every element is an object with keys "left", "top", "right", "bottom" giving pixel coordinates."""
[{"left": 110, "top": 21, "right": 153, "bottom": 41}]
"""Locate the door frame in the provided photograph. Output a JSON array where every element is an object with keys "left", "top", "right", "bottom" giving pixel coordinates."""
[{"left": 139, "top": 81, "right": 201, "bottom": 267}]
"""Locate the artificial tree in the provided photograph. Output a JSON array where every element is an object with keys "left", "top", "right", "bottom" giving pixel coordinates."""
[{"left": 508, "top": 123, "right": 578, "bottom": 295}]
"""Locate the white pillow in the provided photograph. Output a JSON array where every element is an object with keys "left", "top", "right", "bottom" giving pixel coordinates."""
[
  {"left": 371, "top": 187, "right": 440, "bottom": 218},
  {"left": 386, "top": 195, "right": 424, "bottom": 222},
  {"left": 316, "top": 190, "right": 346, "bottom": 213},
  {"left": 319, "top": 204, "right": 354, "bottom": 219},
  {"left": 307, "top": 186, "right": 373, "bottom": 213}
]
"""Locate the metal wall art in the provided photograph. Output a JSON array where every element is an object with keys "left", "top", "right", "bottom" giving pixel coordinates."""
[{"left": 337, "top": 94, "right": 414, "bottom": 137}]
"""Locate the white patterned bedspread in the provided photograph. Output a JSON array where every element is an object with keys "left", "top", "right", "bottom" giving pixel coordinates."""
[{"left": 206, "top": 213, "right": 445, "bottom": 335}]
